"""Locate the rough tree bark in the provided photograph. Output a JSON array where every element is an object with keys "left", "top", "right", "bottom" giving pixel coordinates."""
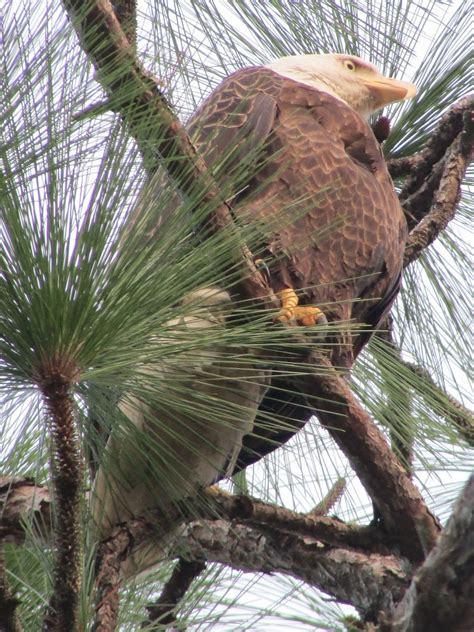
[{"left": 2, "top": 0, "right": 472, "bottom": 630}]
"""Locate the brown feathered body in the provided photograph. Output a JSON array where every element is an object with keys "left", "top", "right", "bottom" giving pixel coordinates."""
[{"left": 188, "top": 67, "right": 407, "bottom": 366}]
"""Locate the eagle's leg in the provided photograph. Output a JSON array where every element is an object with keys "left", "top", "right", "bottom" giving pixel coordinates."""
[
  {"left": 276, "top": 288, "right": 299, "bottom": 323},
  {"left": 276, "top": 288, "right": 326, "bottom": 326}
]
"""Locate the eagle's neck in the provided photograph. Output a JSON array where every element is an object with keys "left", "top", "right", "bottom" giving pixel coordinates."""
[
  {"left": 266, "top": 61, "right": 373, "bottom": 119},
  {"left": 269, "top": 65, "right": 346, "bottom": 104}
]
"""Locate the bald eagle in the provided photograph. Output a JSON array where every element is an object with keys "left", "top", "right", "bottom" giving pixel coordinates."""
[
  {"left": 187, "top": 53, "right": 415, "bottom": 472},
  {"left": 92, "top": 54, "right": 416, "bottom": 573}
]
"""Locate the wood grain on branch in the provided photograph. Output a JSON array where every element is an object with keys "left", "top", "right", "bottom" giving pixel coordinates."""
[
  {"left": 404, "top": 107, "right": 473, "bottom": 266},
  {"left": 40, "top": 375, "right": 83, "bottom": 632},
  {"left": 203, "top": 488, "right": 388, "bottom": 553},
  {"left": 177, "top": 519, "right": 410, "bottom": 618},
  {"left": 391, "top": 475, "right": 474, "bottom": 632},
  {"left": 293, "top": 356, "right": 441, "bottom": 561},
  {"left": 0, "top": 476, "right": 412, "bottom": 619},
  {"left": 94, "top": 512, "right": 412, "bottom": 620}
]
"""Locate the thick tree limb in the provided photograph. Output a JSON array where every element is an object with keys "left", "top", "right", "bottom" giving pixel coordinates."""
[
  {"left": 142, "top": 479, "right": 346, "bottom": 628},
  {"left": 93, "top": 526, "right": 130, "bottom": 632},
  {"left": 0, "top": 477, "right": 411, "bottom": 619},
  {"left": 0, "top": 478, "right": 388, "bottom": 556},
  {"left": 40, "top": 375, "right": 83, "bottom": 632},
  {"left": 176, "top": 520, "right": 411, "bottom": 618},
  {"left": 391, "top": 475, "right": 474, "bottom": 632},
  {"left": 204, "top": 488, "right": 389, "bottom": 553},
  {"left": 61, "top": 0, "right": 275, "bottom": 310},
  {"left": 293, "top": 355, "right": 441, "bottom": 561},
  {"left": 387, "top": 96, "right": 472, "bottom": 183},
  {"left": 404, "top": 108, "right": 473, "bottom": 266},
  {"left": 93, "top": 513, "right": 411, "bottom": 620}
]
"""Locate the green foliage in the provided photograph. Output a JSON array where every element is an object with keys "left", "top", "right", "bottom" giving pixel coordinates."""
[{"left": 1, "top": 0, "right": 471, "bottom": 629}]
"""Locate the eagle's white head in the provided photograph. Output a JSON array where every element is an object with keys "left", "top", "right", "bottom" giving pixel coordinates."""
[{"left": 267, "top": 53, "right": 417, "bottom": 118}]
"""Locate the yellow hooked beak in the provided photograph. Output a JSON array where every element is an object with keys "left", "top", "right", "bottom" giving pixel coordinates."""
[{"left": 363, "top": 75, "right": 417, "bottom": 108}]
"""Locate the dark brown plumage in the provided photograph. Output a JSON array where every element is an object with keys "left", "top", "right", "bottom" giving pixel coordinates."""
[{"left": 188, "top": 65, "right": 407, "bottom": 367}]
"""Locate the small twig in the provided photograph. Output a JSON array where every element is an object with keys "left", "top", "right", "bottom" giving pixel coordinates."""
[
  {"left": 308, "top": 477, "right": 347, "bottom": 517},
  {"left": 145, "top": 558, "right": 206, "bottom": 627},
  {"left": 403, "top": 362, "right": 473, "bottom": 446},
  {"left": 72, "top": 99, "right": 113, "bottom": 121}
]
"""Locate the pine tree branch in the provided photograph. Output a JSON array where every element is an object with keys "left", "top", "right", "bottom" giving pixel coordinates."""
[
  {"left": 404, "top": 363, "right": 474, "bottom": 447},
  {"left": 0, "top": 477, "right": 411, "bottom": 618},
  {"left": 373, "top": 329, "right": 474, "bottom": 448},
  {"left": 40, "top": 375, "right": 83, "bottom": 632},
  {"left": 176, "top": 519, "right": 410, "bottom": 619},
  {"left": 202, "top": 488, "right": 389, "bottom": 553},
  {"left": 292, "top": 355, "right": 441, "bottom": 561},
  {"left": 144, "top": 558, "right": 206, "bottom": 627},
  {"left": 61, "top": 0, "right": 275, "bottom": 311},
  {"left": 93, "top": 510, "right": 411, "bottom": 620},
  {"left": 376, "top": 322, "right": 415, "bottom": 474},
  {"left": 404, "top": 107, "right": 473, "bottom": 267},
  {"left": 0, "top": 478, "right": 387, "bottom": 555},
  {"left": 93, "top": 526, "right": 130, "bottom": 632},
  {"left": 392, "top": 97, "right": 472, "bottom": 193},
  {"left": 400, "top": 157, "right": 445, "bottom": 231},
  {"left": 391, "top": 475, "right": 474, "bottom": 632}
]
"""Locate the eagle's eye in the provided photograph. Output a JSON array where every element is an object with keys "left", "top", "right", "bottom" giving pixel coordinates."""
[{"left": 343, "top": 60, "right": 356, "bottom": 71}]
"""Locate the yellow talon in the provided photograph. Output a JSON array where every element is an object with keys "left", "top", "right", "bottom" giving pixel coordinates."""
[
  {"left": 277, "top": 288, "right": 326, "bottom": 327},
  {"left": 277, "top": 288, "right": 299, "bottom": 323},
  {"left": 294, "top": 305, "right": 327, "bottom": 327}
]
